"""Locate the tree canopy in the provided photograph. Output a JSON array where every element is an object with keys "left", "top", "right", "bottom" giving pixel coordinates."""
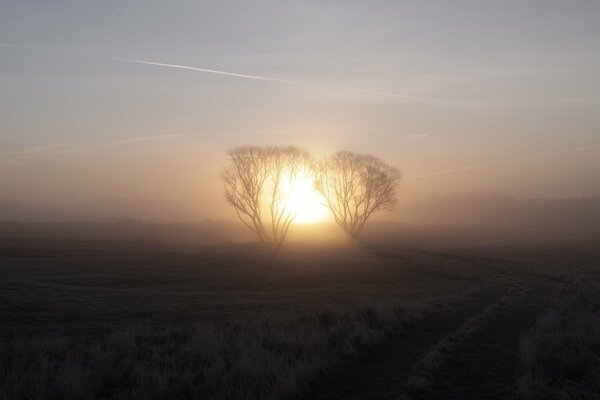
[
  {"left": 315, "top": 151, "right": 401, "bottom": 238},
  {"left": 222, "top": 146, "right": 312, "bottom": 252},
  {"left": 223, "top": 147, "right": 400, "bottom": 250}
]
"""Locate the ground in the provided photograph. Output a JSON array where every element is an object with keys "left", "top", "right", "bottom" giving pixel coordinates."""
[{"left": 1, "top": 234, "right": 599, "bottom": 399}]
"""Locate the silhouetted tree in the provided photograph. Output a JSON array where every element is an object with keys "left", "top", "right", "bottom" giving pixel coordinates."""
[
  {"left": 315, "top": 151, "right": 401, "bottom": 238},
  {"left": 222, "top": 146, "right": 269, "bottom": 242},
  {"left": 222, "top": 146, "right": 312, "bottom": 253}
]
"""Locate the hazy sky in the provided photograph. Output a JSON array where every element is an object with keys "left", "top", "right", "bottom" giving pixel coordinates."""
[{"left": 1, "top": 1, "right": 599, "bottom": 221}]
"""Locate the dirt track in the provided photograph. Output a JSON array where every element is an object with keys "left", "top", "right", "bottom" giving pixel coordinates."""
[{"left": 296, "top": 253, "right": 562, "bottom": 400}]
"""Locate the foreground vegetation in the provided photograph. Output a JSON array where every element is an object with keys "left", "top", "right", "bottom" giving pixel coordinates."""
[
  {"left": 2, "top": 238, "right": 599, "bottom": 399},
  {"left": 518, "top": 276, "right": 600, "bottom": 399},
  {"left": 1, "top": 302, "right": 437, "bottom": 400}
]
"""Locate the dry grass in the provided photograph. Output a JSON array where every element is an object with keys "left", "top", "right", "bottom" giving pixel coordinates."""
[
  {"left": 518, "top": 276, "right": 600, "bottom": 400},
  {"left": 1, "top": 304, "right": 421, "bottom": 400},
  {"left": 0, "top": 241, "right": 482, "bottom": 399},
  {"left": 402, "top": 282, "right": 526, "bottom": 397}
]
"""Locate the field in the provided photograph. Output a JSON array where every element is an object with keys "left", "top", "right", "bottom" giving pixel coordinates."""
[{"left": 1, "top": 225, "right": 599, "bottom": 399}]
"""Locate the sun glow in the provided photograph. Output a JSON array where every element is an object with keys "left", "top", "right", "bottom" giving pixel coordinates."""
[{"left": 282, "top": 170, "right": 330, "bottom": 224}]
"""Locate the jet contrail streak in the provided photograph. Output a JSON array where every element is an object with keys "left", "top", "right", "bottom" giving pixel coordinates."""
[
  {"left": 195, "top": 127, "right": 286, "bottom": 137},
  {"left": 103, "top": 134, "right": 180, "bottom": 147},
  {"left": 116, "top": 58, "right": 295, "bottom": 83},
  {"left": 0, "top": 43, "right": 34, "bottom": 49},
  {"left": 407, "top": 143, "right": 600, "bottom": 180},
  {"left": 347, "top": 88, "right": 457, "bottom": 105},
  {"left": 0, "top": 143, "right": 80, "bottom": 157},
  {"left": 1, "top": 135, "right": 180, "bottom": 158},
  {"left": 66, "top": 134, "right": 180, "bottom": 152}
]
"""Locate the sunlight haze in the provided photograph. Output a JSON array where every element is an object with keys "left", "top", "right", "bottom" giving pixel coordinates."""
[{"left": 1, "top": 1, "right": 599, "bottom": 222}]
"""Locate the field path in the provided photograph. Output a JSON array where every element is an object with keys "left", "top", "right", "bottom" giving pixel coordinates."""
[
  {"left": 407, "top": 279, "right": 560, "bottom": 400},
  {"left": 295, "top": 250, "right": 563, "bottom": 400},
  {"left": 294, "top": 285, "right": 504, "bottom": 400}
]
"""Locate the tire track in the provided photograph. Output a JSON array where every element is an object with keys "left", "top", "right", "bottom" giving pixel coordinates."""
[
  {"left": 402, "top": 280, "right": 561, "bottom": 400},
  {"left": 293, "top": 286, "right": 505, "bottom": 400},
  {"left": 295, "top": 248, "right": 564, "bottom": 400}
]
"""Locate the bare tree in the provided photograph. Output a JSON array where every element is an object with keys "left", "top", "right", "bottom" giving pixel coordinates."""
[
  {"left": 263, "top": 146, "right": 312, "bottom": 253},
  {"left": 222, "top": 146, "right": 269, "bottom": 242},
  {"left": 315, "top": 151, "right": 401, "bottom": 238},
  {"left": 222, "top": 146, "right": 312, "bottom": 252}
]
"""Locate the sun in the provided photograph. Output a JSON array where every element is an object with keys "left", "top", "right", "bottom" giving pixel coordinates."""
[{"left": 281, "top": 170, "right": 330, "bottom": 224}]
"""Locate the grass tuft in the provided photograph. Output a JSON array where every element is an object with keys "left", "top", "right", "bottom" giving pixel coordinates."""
[
  {"left": 1, "top": 304, "right": 421, "bottom": 400},
  {"left": 518, "top": 277, "right": 600, "bottom": 400}
]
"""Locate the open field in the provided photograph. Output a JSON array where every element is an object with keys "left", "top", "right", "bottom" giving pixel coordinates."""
[
  {"left": 1, "top": 226, "right": 599, "bottom": 399},
  {"left": 0, "top": 239, "right": 478, "bottom": 336},
  {"left": 3, "top": 1, "right": 600, "bottom": 398}
]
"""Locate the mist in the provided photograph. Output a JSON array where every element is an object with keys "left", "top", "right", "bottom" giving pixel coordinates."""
[
  {"left": 2, "top": 1, "right": 600, "bottom": 227},
  {"left": 3, "top": 3, "right": 600, "bottom": 399}
]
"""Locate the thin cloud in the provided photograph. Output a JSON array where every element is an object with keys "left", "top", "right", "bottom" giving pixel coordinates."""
[
  {"left": 116, "top": 58, "right": 295, "bottom": 84},
  {"left": 0, "top": 156, "right": 26, "bottom": 167},
  {"left": 407, "top": 143, "right": 600, "bottom": 180},
  {"left": 0, "top": 43, "right": 34, "bottom": 49},
  {"left": 101, "top": 134, "right": 180, "bottom": 147},
  {"left": 347, "top": 88, "right": 457, "bottom": 105},
  {"left": 64, "top": 134, "right": 180, "bottom": 152},
  {"left": 194, "top": 127, "right": 286, "bottom": 137},
  {"left": 0, "top": 143, "right": 79, "bottom": 166},
  {"left": 1, "top": 135, "right": 180, "bottom": 158},
  {"left": 51, "top": 148, "right": 88, "bottom": 155},
  {"left": 0, "top": 143, "right": 80, "bottom": 157}
]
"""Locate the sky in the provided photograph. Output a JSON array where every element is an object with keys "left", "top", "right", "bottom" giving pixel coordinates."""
[{"left": 1, "top": 1, "right": 599, "bottom": 222}]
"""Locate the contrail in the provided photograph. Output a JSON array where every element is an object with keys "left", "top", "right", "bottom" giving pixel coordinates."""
[
  {"left": 101, "top": 134, "right": 179, "bottom": 147},
  {"left": 347, "top": 88, "right": 457, "bottom": 105},
  {"left": 116, "top": 58, "right": 295, "bottom": 83},
  {"left": 1, "top": 135, "right": 180, "bottom": 158},
  {"left": 118, "top": 59, "right": 459, "bottom": 103},
  {"left": 65, "top": 134, "right": 180, "bottom": 152},
  {"left": 0, "top": 43, "right": 34, "bottom": 49},
  {"left": 194, "top": 127, "right": 286, "bottom": 137},
  {"left": 407, "top": 143, "right": 600, "bottom": 180},
  {"left": 0, "top": 143, "right": 81, "bottom": 157}
]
